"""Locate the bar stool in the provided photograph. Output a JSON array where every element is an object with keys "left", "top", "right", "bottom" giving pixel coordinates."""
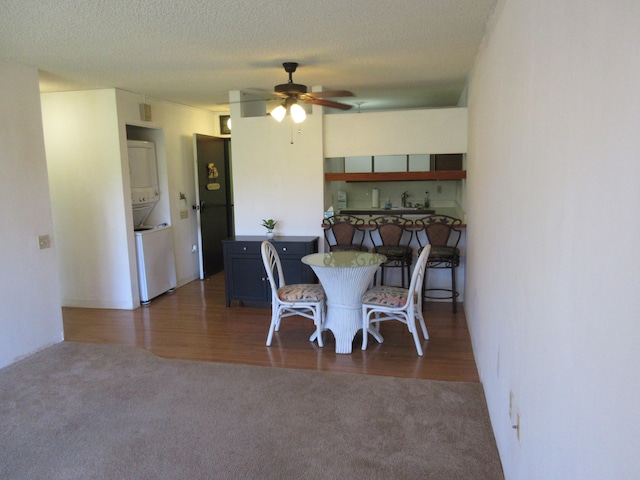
[
  {"left": 322, "top": 215, "right": 368, "bottom": 252},
  {"left": 368, "top": 215, "right": 414, "bottom": 288},
  {"left": 415, "top": 215, "right": 462, "bottom": 312}
]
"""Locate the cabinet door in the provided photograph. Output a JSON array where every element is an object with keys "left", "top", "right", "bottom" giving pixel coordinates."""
[
  {"left": 408, "top": 154, "right": 430, "bottom": 172},
  {"left": 374, "top": 155, "right": 407, "bottom": 172},
  {"left": 227, "top": 255, "right": 268, "bottom": 304},
  {"left": 431, "top": 153, "right": 463, "bottom": 170},
  {"left": 223, "top": 240, "right": 269, "bottom": 306},
  {"left": 280, "top": 257, "right": 305, "bottom": 284},
  {"left": 345, "top": 156, "right": 372, "bottom": 173},
  {"left": 274, "top": 240, "right": 317, "bottom": 285}
]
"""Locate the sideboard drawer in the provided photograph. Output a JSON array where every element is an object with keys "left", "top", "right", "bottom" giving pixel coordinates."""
[
  {"left": 223, "top": 241, "right": 262, "bottom": 255},
  {"left": 272, "top": 242, "right": 308, "bottom": 256}
]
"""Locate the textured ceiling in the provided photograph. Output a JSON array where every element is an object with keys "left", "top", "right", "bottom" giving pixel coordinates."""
[{"left": 1, "top": 0, "right": 497, "bottom": 113}]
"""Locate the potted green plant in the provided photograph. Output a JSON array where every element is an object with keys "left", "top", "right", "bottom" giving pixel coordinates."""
[{"left": 262, "top": 219, "right": 278, "bottom": 239}]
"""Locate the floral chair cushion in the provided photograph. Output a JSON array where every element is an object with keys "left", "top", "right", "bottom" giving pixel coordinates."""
[
  {"left": 278, "top": 284, "right": 325, "bottom": 302},
  {"left": 361, "top": 285, "right": 413, "bottom": 308}
]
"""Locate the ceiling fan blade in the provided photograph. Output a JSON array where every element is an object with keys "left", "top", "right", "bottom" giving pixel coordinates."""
[
  {"left": 220, "top": 90, "right": 281, "bottom": 108},
  {"left": 304, "top": 98, "right": 353, "bottom": 110},
  {"left": 307, "top": 90, "right": 354, "bottom": 99},
  {"left": 240, "top": 88, "right": 282, "bottom": 99}
]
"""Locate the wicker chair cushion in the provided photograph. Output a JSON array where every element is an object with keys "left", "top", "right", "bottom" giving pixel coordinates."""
[
  {"left": 277, "top": 284, "right": 325, "bottom": 302},
  {"left": 361, "top": 285, "right": 413, "bottom": 308}
]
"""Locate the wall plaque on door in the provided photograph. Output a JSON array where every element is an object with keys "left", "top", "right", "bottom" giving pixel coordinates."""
[{"left": 207, "top": 162, "right": 221, "bottom": 190}]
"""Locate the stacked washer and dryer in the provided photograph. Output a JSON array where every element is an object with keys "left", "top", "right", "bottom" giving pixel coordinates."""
[{"left": 128, "top": 140, "right": 177, "bottom": 304}]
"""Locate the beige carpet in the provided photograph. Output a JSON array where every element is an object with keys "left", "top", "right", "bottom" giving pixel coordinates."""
[{"left": 0, "top": 342, "right": 503, "bottom": 479}]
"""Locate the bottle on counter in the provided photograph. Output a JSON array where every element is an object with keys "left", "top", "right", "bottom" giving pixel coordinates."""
[
  {"left": 424, "top": 191, "right": 430, "bottom": 208},
  {"left": 384, "top": 197, "right": 391, "bottom": 209}
]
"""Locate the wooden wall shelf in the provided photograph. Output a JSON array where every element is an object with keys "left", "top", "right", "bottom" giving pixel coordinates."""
[{"left": 324, "top": 170, "right": 466, "bottom": 182}]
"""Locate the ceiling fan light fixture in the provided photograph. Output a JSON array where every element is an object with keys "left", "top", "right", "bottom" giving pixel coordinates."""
[
  {"left": 290, "top": 103, "right": 306, "bottom": 123},
  {"left": 266, "top": 62, "right": 353, "bottom": 127},
  {"left": 270, "top": 104, "right": 286, "bottom": 122}
]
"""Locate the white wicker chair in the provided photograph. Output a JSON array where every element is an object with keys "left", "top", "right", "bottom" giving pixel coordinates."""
[
  {"left": 361, "top": 245, "right": 431, "bottom": 356},
  {"left": 261, "top": 241, "right": 326, "bottom": 347}
]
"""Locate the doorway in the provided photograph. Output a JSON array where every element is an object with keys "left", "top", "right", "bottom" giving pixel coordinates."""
[{"left": 193, "top": 134, "right": 233, "bottom": 278}]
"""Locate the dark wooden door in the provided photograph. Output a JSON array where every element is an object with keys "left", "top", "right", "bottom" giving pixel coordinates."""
[{"left": 193, "top": 134, "right": 233, "bottom": 278}]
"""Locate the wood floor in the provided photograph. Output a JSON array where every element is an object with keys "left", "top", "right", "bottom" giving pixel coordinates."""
[{"left": 63, "top": 272, "right": 479, "bottom": 382}]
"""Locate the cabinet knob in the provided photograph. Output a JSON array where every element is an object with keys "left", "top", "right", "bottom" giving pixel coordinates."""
[
  {"left": 243, "top": 247, "right": 247, "bottom": 251},
  {"left": 282, "top": 247, "right": 287, "bottom": 251}
]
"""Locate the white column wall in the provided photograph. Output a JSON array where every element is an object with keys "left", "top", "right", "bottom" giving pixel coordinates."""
[
  {"left": 230, "top": 93, "right": 325, "bottom": 238},
  {"left": 465, "top": 1, "right": 640, "bottom": 478},
  {"left": 0, "top": 61, "right": 63, "bottom": 368},
  {"left": 42, "top": 90, "right": 137, "bottom": 308}
]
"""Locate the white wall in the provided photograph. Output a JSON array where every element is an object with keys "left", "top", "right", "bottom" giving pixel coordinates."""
[
  {"left": 0, "top": 61, "right": 63, "bottom": 368},
  {"left": 324, "top": 108, "right": 467, "bottom": 157},
  {"left": 42, "top": 90, "right": 136, "bottom": 308},
  {"left": 229, "top": 92, "right": 325, "bottom": 238},
  {"left": 465, "top": 1, "right": 640, "bottom": 478},
  {"left": 229, "top": 102, "right": 467, "bottom": 240},
  {"left": 41, "top": 89, "right": 219, "bottom": 308},
  {"left": 323, "top": 107, "right": 468, "bottom": 212},
  {"left": 116, "top": 90, "right": 220, "bottom": 286}
]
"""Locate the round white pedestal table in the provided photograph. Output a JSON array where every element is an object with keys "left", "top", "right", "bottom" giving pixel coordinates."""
[{"left": 301, "top": 251, "right": 387, "bottom": 354}]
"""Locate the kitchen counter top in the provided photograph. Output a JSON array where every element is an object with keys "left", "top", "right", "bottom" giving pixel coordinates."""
[
  {"left": 339, "top": 208, "right": 435, "bottom": 216},
  {"left": 332, "top": 207, "right": 466, "bottom": 227}
]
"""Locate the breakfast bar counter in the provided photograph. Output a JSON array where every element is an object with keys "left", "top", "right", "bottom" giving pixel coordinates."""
[{"left": 339, "top": 208, "right": 435, "bottom": 216}]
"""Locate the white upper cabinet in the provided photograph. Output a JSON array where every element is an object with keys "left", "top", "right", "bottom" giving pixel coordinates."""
[
  {"left": 409, "top": 154, "right": 431, "bottom": 172},
  {"left": 374, "top": 155, "right": 407, "bottom": 172},
  {"left": 345, "top": 156, "right": 372, "bottom": 173}
]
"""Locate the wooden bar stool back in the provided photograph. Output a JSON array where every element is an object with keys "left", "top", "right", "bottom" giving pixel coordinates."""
[
  {"left": 415, "top": 215, "right": 462, "bottom": 312},
  {"left": 322, "top": 215, "right": 368, "bottom": 252},
  {"left": 368, "top": 215, "right": 414, "bottom": 288}
]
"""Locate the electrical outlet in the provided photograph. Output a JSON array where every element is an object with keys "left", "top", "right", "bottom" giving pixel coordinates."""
[
  {"left": 38, "top": 235, "right": 51, "bottom": 249},
  {"left": 180, "top": 210, "right": 188, "bottom": 219},
  {"left": 191, "top": 245, "right": 198, "bottom": 253},
  {"left": 436, "top": 185, "right": 443, "bottom": 194}
]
